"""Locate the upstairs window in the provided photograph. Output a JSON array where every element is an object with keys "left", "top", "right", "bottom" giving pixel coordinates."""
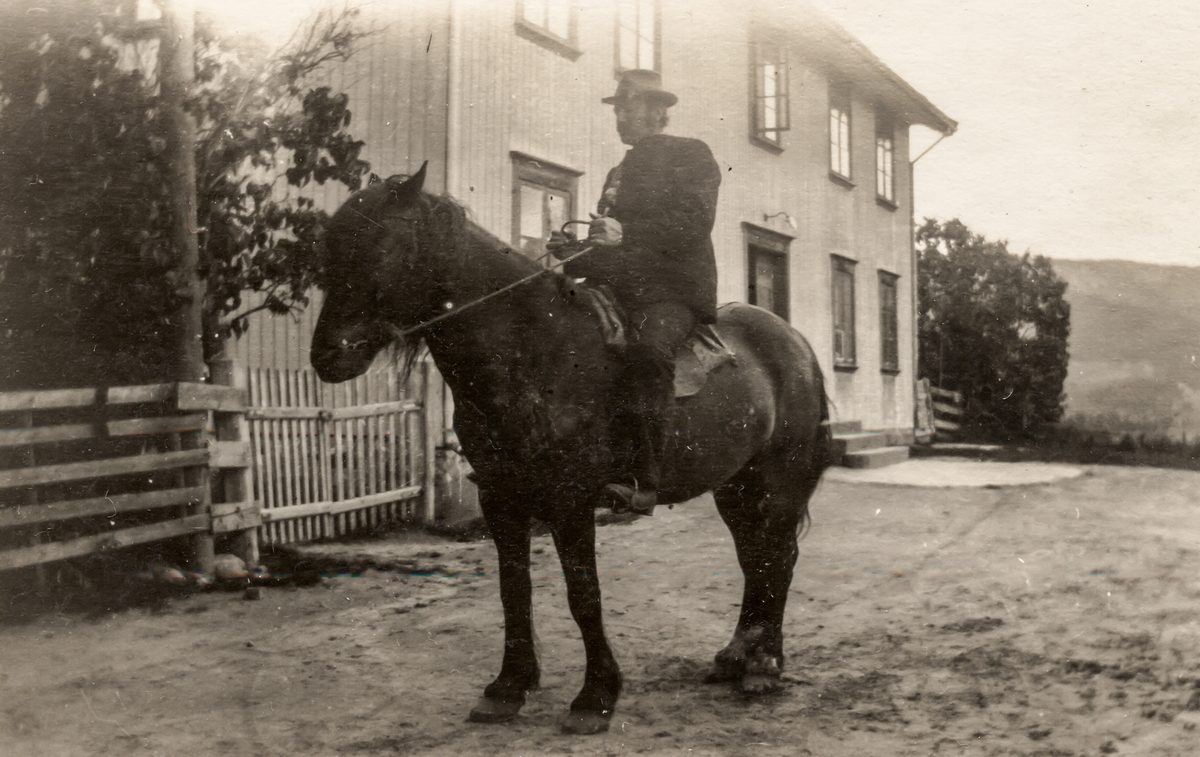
[
  {"left": 876, "top": 111, "right": 896, "bottom": 205},
  {"left": 879, "top": 271, "right": 900, "bottom": 372},
  {"left": 745, "top": 225, "right": 791, "bottom": 320},
  {"left": 829, "top": 82, "right": 852, "bottom": 180},
  {"left": 751, "top": 40, "right": 790, "bottom": 148},
  {"left": 516, "top": 0, "right": 580, "bottom": 59},
  {"left": 832, "top": 255, "right": 857, "bottom": 369},
  {"left": 616, "top": 0, "right": 660, "bottom": 72},
  {"left": 511, "top": 153, "right": 579, "bottom": 267}
]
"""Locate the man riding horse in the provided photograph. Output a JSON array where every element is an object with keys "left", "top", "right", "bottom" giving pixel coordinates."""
[{"left": 549, "top": 69, "right": 722, "bottom": 517}]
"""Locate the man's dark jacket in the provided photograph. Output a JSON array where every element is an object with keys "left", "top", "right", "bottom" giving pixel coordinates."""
[{"left": 565, "top": 134, "right": 721, "bottom": 323}]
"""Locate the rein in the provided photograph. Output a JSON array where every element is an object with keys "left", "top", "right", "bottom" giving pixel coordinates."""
[{"left": 388, "top": 243, "right": 597, "bottom": 341}]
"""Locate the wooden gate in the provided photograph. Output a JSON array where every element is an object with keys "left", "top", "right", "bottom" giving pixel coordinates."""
[
  {"left": 917, "top": 379, "right": 965, "bottom": 442},
  {"left": 245, "top": 361, "right": 436, "bottom": 546},
  {"left": 931, "top": 385, "right": 965, "bottom": 440}
]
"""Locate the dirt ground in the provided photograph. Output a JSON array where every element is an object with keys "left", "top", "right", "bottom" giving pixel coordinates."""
[{"left": 3, "top": 460, "right": 1200, "bottom": 756}]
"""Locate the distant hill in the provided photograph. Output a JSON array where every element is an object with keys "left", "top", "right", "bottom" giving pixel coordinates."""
[{"left": 1050, "top": 258, "right": 1200, "bottom": 438}]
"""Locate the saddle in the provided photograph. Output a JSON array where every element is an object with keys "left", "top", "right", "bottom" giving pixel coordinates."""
[{"left": 579, "top": 286, "right": 736, "bottom": 398}]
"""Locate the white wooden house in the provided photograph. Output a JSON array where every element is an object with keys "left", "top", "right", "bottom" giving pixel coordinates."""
[{"left": 233, "top": 0, "right": 956, "bottom": 447}]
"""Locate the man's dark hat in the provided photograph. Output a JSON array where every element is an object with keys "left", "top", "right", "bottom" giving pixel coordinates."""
[{"left": 602, "top": 69, "right": 678, "bottom": 107}]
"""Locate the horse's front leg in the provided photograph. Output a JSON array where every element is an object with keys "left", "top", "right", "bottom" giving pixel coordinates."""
[
  {"left": 469, "top": 489, "right": 539, "bottom": 723},
  {"left": 549, "top": 504, "right": 622, "bottom": 735}
]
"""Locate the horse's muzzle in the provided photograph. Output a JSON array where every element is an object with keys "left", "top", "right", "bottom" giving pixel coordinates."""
[{"left": 310, "top": 325, "right": 389, "bottom": 383}]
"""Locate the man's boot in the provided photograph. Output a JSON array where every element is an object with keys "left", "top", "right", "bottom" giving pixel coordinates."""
[{"left": 604, "top": 349, "right": 671, "bottom": 516}]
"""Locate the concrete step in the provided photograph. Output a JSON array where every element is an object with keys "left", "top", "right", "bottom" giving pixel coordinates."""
[
  {"left": 841, "top": 445, "right": 910, "bottom": 469},
  {"left": 829, "top": 420, "right": 863, "bottom": 435},
  {"left": 832, "top": 431, "right": 890, "bottom": 455}
]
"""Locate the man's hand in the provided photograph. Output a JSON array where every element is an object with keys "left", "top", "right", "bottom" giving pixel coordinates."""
[
  {"left": 546, "top": 229, "right": 577, "bottom": 260},
  {"left": 588, "top": 212, "right": 623, "bottom": 247}
]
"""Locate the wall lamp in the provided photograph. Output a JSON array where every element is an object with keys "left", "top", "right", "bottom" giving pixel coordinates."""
[{"left": 762, "top": 211, "right": 797, "bottom": 230}]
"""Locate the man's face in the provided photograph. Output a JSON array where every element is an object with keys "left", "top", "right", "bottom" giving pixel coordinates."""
[{"left": 614, "top": 98, "right": 662, "bottom": 146}]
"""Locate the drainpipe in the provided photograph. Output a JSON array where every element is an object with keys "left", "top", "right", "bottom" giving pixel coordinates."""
[
  {"left": 444, "top": 0, "right": 461, "bottom": 199},
  {"left": 442, "top": 0, "right": 462, "bottom": 441},
  {"left": 909, "top": 130, "right": 949, "bottom": 439},
  {"left": 432, "top": 0, "right": 475, "bottom": 523}
]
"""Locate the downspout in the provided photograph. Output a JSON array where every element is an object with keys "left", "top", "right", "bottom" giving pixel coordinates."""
[
  {"left": 909, "top": 129, "right": 949, "bottom": 438},
  {"left": 442, "top": 0, "right": 462, "bottom": 445},
  {"left": 444, "top": 0, "right": 461, "bottom": 199}
]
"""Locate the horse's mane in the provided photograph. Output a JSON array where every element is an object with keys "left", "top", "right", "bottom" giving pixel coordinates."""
[
  {"left": 383, "top": 188, "right": 577, "bottom": 383},
  {"left": 412, "top": 190, "right": 543, "bottom": 276}
]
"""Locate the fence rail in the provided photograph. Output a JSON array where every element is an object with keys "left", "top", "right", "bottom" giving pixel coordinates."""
[
  {"left": 1, "top": 360, "right": 439, "bottom": 572},
  {"left": 930, "top": 386, "right": 964, "bottom": 436},
  {"left": 245, "top": 362, "right": 433, "bottom": 546},
  {"left": 0, "top": 382, "right": 255, "bottom": 573},
  {"left": 917, "top": 380, "right": 966, "bottom": 441}
]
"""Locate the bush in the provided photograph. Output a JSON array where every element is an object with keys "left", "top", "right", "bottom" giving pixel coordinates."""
[{"left": 918, "top": 218, "right": 1070, "bottom": 439}]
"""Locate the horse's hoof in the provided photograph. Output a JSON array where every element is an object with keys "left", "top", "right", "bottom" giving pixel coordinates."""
[
  {"left": 560, "top": 709, "right": 613, "bottom": 735},
  {"left": 468, "top": 696, "right": 523, "bottom": 723},
  {"left": 704, "top": 659, "right": 743, "bottom": 683},
  {"left": 740, "top": 673, "right": 784, "bottom": 696}
]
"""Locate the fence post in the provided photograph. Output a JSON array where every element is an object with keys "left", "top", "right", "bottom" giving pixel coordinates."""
[
  {"left": 19, "top": 411, "right": 49, "bottom": 597},
  {"left": 210, "top": 359, "right": 260, "bottom": 567},
  {"left": 181, "top": 424, "right": 215, "bottom": 575},
  {"left": 422, "top": 360, "right": 438, "bottom": 522},
  {"left": 427, "top": 362, "right": 480, "bottom": 525},
  {"left": 915, "top": 378, "right": 935, "bottom": 442}
]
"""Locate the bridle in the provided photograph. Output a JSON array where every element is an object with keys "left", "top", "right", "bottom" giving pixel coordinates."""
[{"left": 385, "top": 219, "right": 598, "bottom": 341}]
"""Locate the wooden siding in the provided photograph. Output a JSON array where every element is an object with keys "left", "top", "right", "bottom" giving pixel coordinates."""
[
  {"left": 234, "top": 0, "right": 948, "bottom": 434},
  {"left": 232, "top": 2, "right": 451, "bottom": 370},
  {"left": 230, "top": 290, "right": 322, "bottom": 371},
  {"left": 445, "top": 2, "right": 619, "bottom": 238}
]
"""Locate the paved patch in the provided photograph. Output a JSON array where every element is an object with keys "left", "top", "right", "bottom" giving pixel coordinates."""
[{"left": 825, "top": 456, "right": 1085, "bottom": 488}]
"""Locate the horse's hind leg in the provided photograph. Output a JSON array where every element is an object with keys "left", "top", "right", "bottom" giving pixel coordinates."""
[
  {"left": 469, "top": 489, "right": 540, "bottom": 723},
  {"left": 711, "top": 452, "right": 819, "bottom": 694}
]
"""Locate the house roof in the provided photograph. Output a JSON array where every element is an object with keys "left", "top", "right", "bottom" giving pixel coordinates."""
[{"left": 782, "top": 3, "right": 958, "bottom": 136}]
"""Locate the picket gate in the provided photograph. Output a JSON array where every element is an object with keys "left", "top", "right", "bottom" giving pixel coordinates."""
[{"left": 244, "top": 361, "right": 436, "bottom": 546}]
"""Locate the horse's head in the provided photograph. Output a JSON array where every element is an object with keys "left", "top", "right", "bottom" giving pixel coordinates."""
[{"left": 312, "top": 163, "right": 459, "bottom": 382}]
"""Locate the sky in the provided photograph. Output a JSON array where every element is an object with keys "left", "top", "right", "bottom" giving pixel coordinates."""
[
  {"left": 809, "top": 0, "right": 1200, "bottom": 267},
  {"left": 198, "top": 0, "right": 1200, "bottom": 267}
]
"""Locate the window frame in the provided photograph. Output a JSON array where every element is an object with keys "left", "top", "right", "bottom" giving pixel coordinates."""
[
  {"left": 744, "top": 224, "right": 792, "bottom": 321},
  {"left": 615, "top": 0, "right": 661, "bottom": 73},
  {"left": 750, "top": 39, "right": 791, "bottom": 149},
  {"left": 829, "top": 80, "right": 852, "bottom": 183},
  {"left": 875, "top": 109, "right": 897, "bottom": 208},
  {"left": 831, "top": 254, "right": 857, "bottom": 370},
  {"left": 515, "top": 0, "right": 581, "bottom": 60},
  {"left": 878, "top": 270, "right": 900, "bottom": 374},
  {"left": 511, "top": 152, "right": 581, "bottom": 268}
]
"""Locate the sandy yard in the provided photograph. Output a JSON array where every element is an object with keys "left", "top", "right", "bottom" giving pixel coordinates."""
[{"left": 2, "top": 459, "right": 1199, "bottom": 756}]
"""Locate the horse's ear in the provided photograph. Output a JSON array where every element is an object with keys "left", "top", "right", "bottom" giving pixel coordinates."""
[
  {"left": 384, "top": 161, "right": 428, "bottom": 205},
  {"left": 367, "top": 172, "right": 381, "bottom": 185}
]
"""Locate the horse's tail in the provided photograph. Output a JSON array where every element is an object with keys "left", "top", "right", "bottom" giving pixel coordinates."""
[
  {"left": 796, "top": 383, "right": 834, "bottom": 540},
  {"left": 816, "top": 389, "right": 834, "bottom": 474}
]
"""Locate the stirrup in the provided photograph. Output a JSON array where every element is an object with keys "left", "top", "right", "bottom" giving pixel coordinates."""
[{"left": 602, "top": 483, "right": 657, "bottom": 516}]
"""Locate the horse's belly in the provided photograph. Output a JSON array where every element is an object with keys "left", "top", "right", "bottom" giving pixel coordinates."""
[{"left": 661, "top": 383, "right": 774, "bottom": 498}]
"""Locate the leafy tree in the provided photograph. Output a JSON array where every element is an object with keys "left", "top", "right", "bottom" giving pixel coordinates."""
[
  {"left": 917, "top": 218, "right": 1070, "bottom": 438},
  {"left": 0, "top": 0, "right": 370, "bottom": 389}
]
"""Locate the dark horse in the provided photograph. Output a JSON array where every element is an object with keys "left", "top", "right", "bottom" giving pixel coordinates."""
[{"left": 311, "top": 165, "right": 831, "bottom": 734}]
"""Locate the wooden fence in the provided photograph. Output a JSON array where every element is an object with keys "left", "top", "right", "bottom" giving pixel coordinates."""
[
  {"left": 0, "top": 382, "right": 256, "bottom": 574},
  {"left": 0, "top": 359, "right": 440, "bottom": 573},
  {"left": 244, "top": 361, "right": 436, "bottom": 546},
  {"left": 916, "top": 380, "right": 966, "bottom": 442},
  {"left": 931, "top": 385, "right": 965, "bottom": 439}
]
